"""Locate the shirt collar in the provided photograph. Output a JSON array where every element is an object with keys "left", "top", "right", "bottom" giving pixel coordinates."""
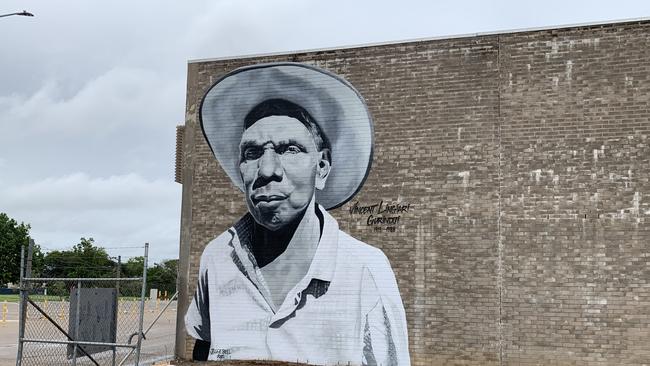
[
  {"left": 230, "top": 203, "right": 339, "bottom": 283},
  {"left": 304, "top": 204, "right": 338, "bottom": 282}
]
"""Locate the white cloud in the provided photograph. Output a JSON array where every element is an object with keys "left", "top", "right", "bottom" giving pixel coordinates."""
[
  {"left": 0, "top": 67, "right": 182, "bottom": 138},
  {"left": 2, "top": 173, "right": 174, "bottom": 210},
  {"left": 0, "top": 66, "right": 183, "bottom": 184},
  {"left": 0, "top": 173, "right": 181, "bottom": 263},
  {"left": 2, "top": 0, "right": 650, "bottom": 263}
]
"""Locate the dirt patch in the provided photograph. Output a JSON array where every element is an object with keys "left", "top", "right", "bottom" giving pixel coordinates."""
[{"left": 171, "top": 360, "right": 316, "bottom": 366}]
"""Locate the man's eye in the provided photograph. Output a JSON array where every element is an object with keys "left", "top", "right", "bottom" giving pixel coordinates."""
[
  {"left": 280, "top": 145, "right": 302, "bottom": 154},
  {"left": 243, "top": 148, "right": 262, "bottom": 160}
]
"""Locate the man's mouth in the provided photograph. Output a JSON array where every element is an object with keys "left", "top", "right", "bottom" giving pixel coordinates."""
[{"left": 251, "top": 194, "right": 287, "bottom": 205}]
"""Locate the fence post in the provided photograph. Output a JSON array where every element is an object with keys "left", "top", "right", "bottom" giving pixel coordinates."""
[
  {"left": 15, "top": 244, "right": 25, "bottom": 366},
  {"left": 71, "top": 279, "right": 82, "bottom": 366},
  {"left": 134, "top": 243, "right": 149, "bottom": 366},
  {"left": 16, "top": 239, "right": 33, "bottom": 366},
  {"left": 113, "top": 256, "right": 121, "bottom": 366}
]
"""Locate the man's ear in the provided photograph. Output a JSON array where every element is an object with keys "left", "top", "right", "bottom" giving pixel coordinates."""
[{"left": 315, "top": 149, "right": 331, "bottom": 190}]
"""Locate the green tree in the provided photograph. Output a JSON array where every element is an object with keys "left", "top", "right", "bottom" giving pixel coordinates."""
[
  {"left": 147, "top": 259, "right": 177, "bottom": 294},
  {"left": 43, "top": 237, "right": 116, "bottom": 279},
  {"left": 0, "top": 213, "right": 43, "bottom": 286},
  {"left": 121, "top": 257, "right": 177, "bottom": 296},
  {"left": 122, "top": 256, "right": 144, "bottom": 278}
]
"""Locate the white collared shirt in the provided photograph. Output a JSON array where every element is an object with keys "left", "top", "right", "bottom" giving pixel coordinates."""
[{"left": 185, "top": 206, "right": 410, "bottom": 366}]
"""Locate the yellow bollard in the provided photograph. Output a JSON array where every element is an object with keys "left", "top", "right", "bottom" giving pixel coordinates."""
[
  {"left": 2, "top": 301, "right": 7, "bottom": 326},
  {"left": 40, "top": 295, "right": 47, "bottom": 320}
]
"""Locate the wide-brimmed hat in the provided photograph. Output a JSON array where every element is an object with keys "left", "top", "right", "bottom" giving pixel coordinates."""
[{"left": 199, "top": 62, "right": 374, "bottom": 210}]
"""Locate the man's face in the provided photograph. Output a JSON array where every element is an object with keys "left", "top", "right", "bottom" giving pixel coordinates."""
[{"left": 239, "top": 116, "right": 325, "bottom": 231}]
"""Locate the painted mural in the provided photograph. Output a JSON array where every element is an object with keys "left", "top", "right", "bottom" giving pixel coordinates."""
[{"left": 185, "top": 63, "right": 410, "bottom": 365}]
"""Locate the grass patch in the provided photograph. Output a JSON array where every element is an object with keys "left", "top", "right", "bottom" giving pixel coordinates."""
[
  {"left": 0, "top": 294, "right": 65, "bottom": 302},
  {"left": 0, "top": 294, "right": 147, "bottom": 303},
  {"left": 0, "top": 294, "right": 20, "bottom": 302}
]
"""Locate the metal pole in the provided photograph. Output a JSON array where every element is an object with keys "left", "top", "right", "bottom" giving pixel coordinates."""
[
  {"left": 21, "top": 338, "right": 136, "bottom": 348},
  {"left": 16, "top": 240, "right": 34, "bottom": 366},
  {"left": 113, "top": 256, "right": 121, "bottom": 366},
  {"left": 134, "top": 243, "right": 149, "bottom": 365},
  {"left": 0, "top": 11, "right": 33, "bottom": 18},
  {"left": 24, "top": 277, "right": 140, "bottom": 282},
  {"left": 116, "top": 256, "right": 121, "bottom": 293},
  {"left": 15, "top": 244, "right": 25, "bottom": 366},
  {"left": 72, "top": 280, "right": 82, "bottom": 366},
  {"left": 26, "top": 240, "right": 34, "bottom": 278}
]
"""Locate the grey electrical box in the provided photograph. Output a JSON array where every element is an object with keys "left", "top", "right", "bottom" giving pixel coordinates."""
[{"left": 67, "top": 288, "right": 118, "bottom": 358}]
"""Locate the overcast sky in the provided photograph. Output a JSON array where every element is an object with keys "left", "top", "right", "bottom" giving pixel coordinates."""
[{"left": 1, "top": 0, "right": 649, "bottom": 263}]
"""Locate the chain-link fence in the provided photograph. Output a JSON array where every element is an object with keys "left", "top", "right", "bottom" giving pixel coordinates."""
[
  {"left": 129, "top": 293, "right": 177, "bottom": 365},
  {"left": 14, "top": 242, "right": 176, "bottom": 366},
  {"left": 19, "top": 278, "right": 146, "bottom": 366}
]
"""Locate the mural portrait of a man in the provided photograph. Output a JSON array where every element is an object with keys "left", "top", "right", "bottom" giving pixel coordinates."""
[{"left": 185, "top": 63, "right": 409, "bottom": 366}]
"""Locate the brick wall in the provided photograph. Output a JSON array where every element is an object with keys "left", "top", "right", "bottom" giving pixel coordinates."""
[
  {"left": 499, "top": 24, "right": 650, "bottom": 365},
  {"left": 177, "top": 20, "right": 650, "bottom": 365}
]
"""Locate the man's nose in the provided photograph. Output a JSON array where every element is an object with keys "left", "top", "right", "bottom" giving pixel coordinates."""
[{"left": 258, "top": 149, "right": 283, "bottom": 179}]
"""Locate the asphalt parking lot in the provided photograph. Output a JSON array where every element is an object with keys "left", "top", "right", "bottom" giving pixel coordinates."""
[{"left": 0, "top": 300, "right": 176, "bottom": 366}]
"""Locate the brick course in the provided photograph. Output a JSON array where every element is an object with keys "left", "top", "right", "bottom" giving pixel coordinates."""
[{"left": 177, "top": 20, "right": 650, "bottom": 365}]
